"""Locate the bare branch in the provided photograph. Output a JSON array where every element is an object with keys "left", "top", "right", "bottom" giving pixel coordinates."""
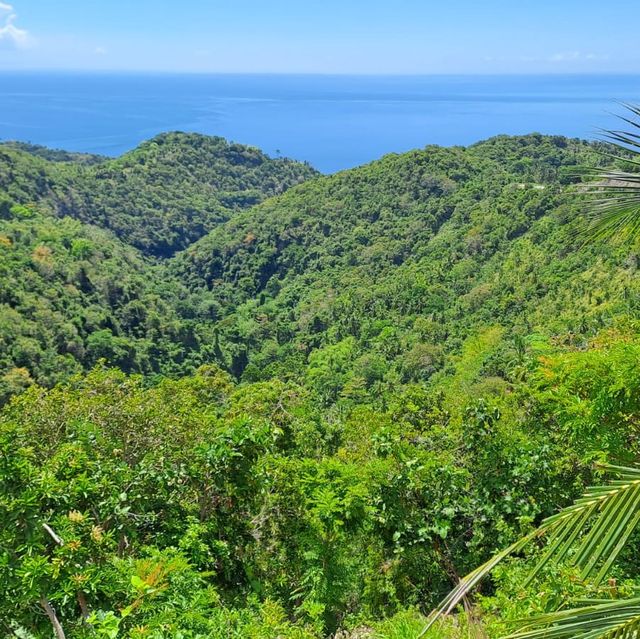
[
  {"left": 42, "top": 523, "right": 64, "bottom": 546},
  {"left": 39, "top": 597, "right": 66, "bottom": 639}
]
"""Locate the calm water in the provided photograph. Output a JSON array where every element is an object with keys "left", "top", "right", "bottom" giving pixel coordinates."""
[{"left": 1, "top": 73, "right": 639, "bottom": 173}]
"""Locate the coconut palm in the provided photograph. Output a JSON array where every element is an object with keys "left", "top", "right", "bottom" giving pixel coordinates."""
[{"left": 419, "top": 464, "right": 640, "bottom": 639}]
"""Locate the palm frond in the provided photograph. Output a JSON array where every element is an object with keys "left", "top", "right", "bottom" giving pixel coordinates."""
[
  {"left": 527, "top": 464, "right": 640, "bottom": 586},
  {"left": 581, "top": 105, "right": 640, "bottom": 244},
  {"left": 507, "top": 597, "right": 640, "bottom": 639},
  {"left": 417, "top": 533, "right": 537, "bottom": 638},
  {"left": 581, "top": 177, "right": 640, "bottom": 243},
  {"left": 419, "top": 464, "right": 640, "bottom": 637}
]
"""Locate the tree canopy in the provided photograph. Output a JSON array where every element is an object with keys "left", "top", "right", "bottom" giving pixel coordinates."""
[{"left": 2, "top": 131, "right": 640, "bottom": 638}]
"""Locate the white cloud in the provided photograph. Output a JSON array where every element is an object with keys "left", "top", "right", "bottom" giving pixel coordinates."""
[
  {"left": 585, "top": 53, "right": 610, "bottom": 61},
  {"left": 95, "top": 46, "right": 107, "bottom": 55},
  {"left": 548, "top": 51, "right": 609, "bottom": 63},
  {"left": 0, "top": 2, "right": 32, "bottom": 49},
  {"left": 549, "top": 51, "right": 580, "bottom": 62}
]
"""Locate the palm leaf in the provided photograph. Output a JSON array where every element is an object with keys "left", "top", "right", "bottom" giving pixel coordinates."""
[
  {"left": 581, "top": 176, "right": 640, "bottom": 243},
  {"left": 419, "top": 464, "right": 640, "bottom": 637},
  {"left": 581, "top": 104, "right": 640, "bottom": 243},
  {"left": 527, "top": 464, "right": 640, "bottom": 586},
  {"left": 416, "top": 533, "right": 537, "bottom": 638},
  {"left": 507, "top": 597, "right": 640, "bottom": 639}
]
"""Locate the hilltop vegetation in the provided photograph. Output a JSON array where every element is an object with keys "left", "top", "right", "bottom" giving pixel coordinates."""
[
  {"left": 2, "top": 132, "right": 640, "bottom": 638},
  {"left": 0, "top": 132, "right": 316, "bottom": 256},
  {"left": 173, "top": 135, "right": 634, "bottom": 397}
]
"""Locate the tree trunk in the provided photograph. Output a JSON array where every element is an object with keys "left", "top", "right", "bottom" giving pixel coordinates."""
[{"left": 77, "top": 590, "right": 90, "bottom": 620}]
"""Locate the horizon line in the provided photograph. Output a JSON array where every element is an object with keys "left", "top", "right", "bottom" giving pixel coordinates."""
[{"left": 1, "top": 68, "right": 640, "bottom": 77}]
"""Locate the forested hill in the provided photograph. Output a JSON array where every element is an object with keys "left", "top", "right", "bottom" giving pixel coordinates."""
[
  {"left": 0, "top": 198, "right": 191, "bottom": 402},
  {"left": 171, "top": 134, "right": 634, "bottom": 393},
  {"left": 3, "top": 133, "right": 636, "bottom": 404},
  {"left": 0, "top": 132, "right": 317, "bottom": 256},
  {"left": 4, "top": 131, "right": 640, "bottom": 638}
]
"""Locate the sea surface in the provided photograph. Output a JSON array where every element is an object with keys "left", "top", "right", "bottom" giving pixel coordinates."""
[{"left": 1, "top": 73, "right": 639, "bottom": 173}]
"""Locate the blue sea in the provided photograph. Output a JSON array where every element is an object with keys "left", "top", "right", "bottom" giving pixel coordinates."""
[{"left": 1, "top": 73, "right": 639, "bottom": 173}]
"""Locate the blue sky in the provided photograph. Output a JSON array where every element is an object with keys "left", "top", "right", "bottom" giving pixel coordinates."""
[{"left": 1, "top": 0, "right": 639, "bottom": 74}]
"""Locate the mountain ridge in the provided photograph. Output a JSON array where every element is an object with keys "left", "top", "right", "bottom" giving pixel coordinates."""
[
  {"left": 3, "top": 131, "right": 628, "bottom": 404},
  {"left": 0, "top": 131, "right": 317, "bottom": 257}
]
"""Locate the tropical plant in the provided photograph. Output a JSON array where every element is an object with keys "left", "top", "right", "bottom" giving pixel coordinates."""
[
  {"left": 421, "top": 106, "right": 640, "bottom": 639},
  {"left": 582, "top": 104, "right": 640, "bottom": 242},
  {"left": 420, "top": 463, "right": 640, "bottom": 639}
]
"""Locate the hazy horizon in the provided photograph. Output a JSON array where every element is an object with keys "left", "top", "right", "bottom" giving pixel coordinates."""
[{"left": 3, "top": 70, "right": 640, "bottom": 77}]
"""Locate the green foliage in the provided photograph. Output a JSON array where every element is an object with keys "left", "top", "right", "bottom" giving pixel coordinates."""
[
  {"left": 0, "top": 353, "right": 582, "bottom": 637},
  {"left": 424, "top": 335, "right": 640, "bottom": 639},
  {"left": 170, "top": 134, "right": 633, "bottom": 406},
  {"left": 3, "top": 131, "right": 640, "bottom": 637},
  {"left": 0, "top": 132, "right": 316, "bottom": 256},
  {"left": 0, "top": 205, "right": 205, "bottom": 398}
]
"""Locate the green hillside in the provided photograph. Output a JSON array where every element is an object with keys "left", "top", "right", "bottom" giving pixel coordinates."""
[
  {"left": 0, "top": 132, "right": 317, "bottom": 257},
  {"left": 172, "top": 135, "right": 635, "bottom": 398},
  {"left": 0, "top": 197, "right": 203, "bottom": 402},
  {"left": 3, "top": 133, "right": 640, "bottom": 639}
]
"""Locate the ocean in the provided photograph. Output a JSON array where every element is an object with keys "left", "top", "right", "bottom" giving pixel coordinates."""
[{"left": 1, "top": 72, "right": 639, "bottom": 173}]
